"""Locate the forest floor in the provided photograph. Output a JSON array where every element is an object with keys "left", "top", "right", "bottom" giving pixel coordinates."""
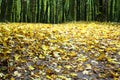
[{"left": 0, "top": 22, "right": 120, "bottom": 80}]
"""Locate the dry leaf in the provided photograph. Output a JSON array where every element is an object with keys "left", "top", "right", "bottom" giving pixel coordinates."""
[
  {"left": 28, "top": 65, "right": 35, "bottom": 70},
  {"left": 42, "top": 45, "right": 49, "bottom": 51}
]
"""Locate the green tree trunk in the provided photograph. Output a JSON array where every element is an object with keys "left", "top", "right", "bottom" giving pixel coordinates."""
[
  {"left": 0, "top": 0, "right": 7, "bottom": 22},
  {"left": 69, "top": 0, "right": 76, "bottom": 21},
  {"left": 50, "top": 0, "right": 54, "bottom": 23},
  {"left": 12, "top": 0, "right": 19, "bottom": 22},
  {"left": 20, "top": 0, "right": 27, "bottom": 22},
  {"left": 76, "top": 0, "right": 80, "bottom": 21},
  {"left": 6, "top": 0, "right": 13, "bottom": 22},
  {"left": 56, "top": 0, "right": 59, "bottom": 23},
  {"left": 37, "top": 0, "right": 41, "bottom": 22},
  {"left": 29, "top": 0, "right": 37, "bottom": 22}
]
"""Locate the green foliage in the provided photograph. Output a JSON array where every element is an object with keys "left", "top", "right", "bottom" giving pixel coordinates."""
[{"left": 0, "top": 0, "right": 120, "bottom": 23}]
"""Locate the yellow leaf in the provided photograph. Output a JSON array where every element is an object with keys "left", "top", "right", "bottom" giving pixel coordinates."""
[
  {"left": 96, "top": 53, "right": 106, "bottom": 60},
  {"left": 107, "top": 57, "right": 119, "bottom": 64},
  {"left": 39, "top": 54, "right": 45, "bottom": 59},
  {"left": 46, "top": 75, "right": 52, "bottom": 79},
  {"left": 10, "top": 77, "right": 15, "bottom": 80},
  {"left": 69, "top": 51, "right": 77, "bottom": 57},
  {"left": 38, "top": 65, "right": 44, "bottom": 69},
  {"left": 5, "top": 50, "right": 11, "bottom": 54},
  {"left": 116, "top": 43, "right": 120, "bottom": 47},
  {"left": 53, "top": 52, "right": 60, "bottom": 58},
  {"left": 3, "top": 42, "right": 7, "bottom": 47},
  {"left": 85, "top": 64, "right": 92, "bottom": 69},
  {"left": 64, "top": 65, "right": 72, "bottom": 70},
  {"left": 83, "top": 70, "right": 89, "bottom": 75},
  {"left": 4, "top": 26, "right": 10, "bottom": 31},
  {"left": 118, "top": 52, "right": 120, "bottom": 55},
  {"left": 70, "top": 73, "right": 77, "bottom": 77},
  {"left": 77, "top": 54, "right": 87, "bottom": 62},
  {"left": 4, "top": 37, "right": 8, "bottom": 41},
  {"left": 46, "top": 69, "right": 53, "bottom": 74},
  {"left": 28, "top": 52, "right": 34, "bottom": 56},
  {"left": 58, "top": 75, "right": 66, "bottom": 79},
  {"left": 14, "top": 71, "right": 21, "bottom": 77},
  {"left": 15, "top": 34, "right": 24, "bottom": 38},
  {"left": 110, "top": 70, "right": 119, "bottom": 77},
  {"left": 14, "top": 54, "right": 20, "bottom": 61},
  {"left": 114, "top": 77, "right": 119, "bottom": 80},
  {"left": 28, "top": 65, "right": 35, "bottom": 70},
  {"left": 42, "top": 45, "right": 48, "bottom": 51},
  {"left": 0, "top": 33, "right": 2, "bottom": 36}
]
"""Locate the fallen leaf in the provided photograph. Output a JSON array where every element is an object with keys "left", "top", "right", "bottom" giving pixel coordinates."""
[
  {"left": 83, "top": 70, "right": 89, "bottom": 75},
  {"left": 14, "top": 71, "right": 21, "bottom": 77},
  {"left": 69, "top": 51, "right": 77, "bottom": 57},
  {"left": 10, "top": 77, "right": 15, "bottom": 80},
  {"left": 42, "top": 45, "right": 49, "bottom": 51},
  {"left": 85, "top": 64, "right": 92, "bottom": 70},
  {"left": 70, "top": 73, "right": 77, "bottom": 77},
  {"left": 64, "top": 65, "right": 72, "bottom": 70},
  {"left": 107, "top": 57, "right": 119, "bottom": 64},
  {"left": 0, "top": 73, "right": 4, "bottom": 77},
  {"left": 39, "top": 54, "right": 45, "bottom": 59},
  {"left": 14, "top": 54, "right": 20, "bottom": 61},
  {"left": 28, "top": 65, "right": 35, "bottom": 70}
]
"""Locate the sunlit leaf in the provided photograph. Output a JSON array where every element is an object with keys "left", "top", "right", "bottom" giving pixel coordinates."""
[
  {"left": 83, "top": 70, "right": 89, "bottom": 75},
  {"left": 70, "top": 73, "right": 77, "bottom": 77},
  {"left": 116, "top": 43, "right": 120, "bottom": 47},
  {"left": 14, "top": 71, "right": 21, "bottom": 77},
  {"left": 107, "top": 57, "right": 119, "bottom": 64},
  {"left": 68, "top": 51, "right": 77, "bottom": 57},
  {"left": 15, "top": 34, "right": 24, "bottom": 38},
  {"left": 110, "top": 70, "right": 119, "bottom": 77},
  {"left": 14, "top": 54, "right": 20, "bottom": 61},
  {"left": 39, "top": 54, "right": 45, "bottom": 59},
  {"left": 96, "top": 53, "right": 106, "bottom": 60},
  {"left": 46, "top": 75, "right": 52, "bottom": 79},
  {"left": 53, "top": 51, "right": 60, "bottom": 58},
  {"left": 42, "top": 45, "right": 49, "bottom": 51},
  {"left": 10, "top": 77, "right": 15, "bottom": 80},
  {"left": 64, "top": 65, "right": 72, "bottom": 70},
  {"left": 118, "top": 51, "right": 120, "bottom": 55},
  {"left": 28, "top": 65, "right": 35, "bottom": 70},
  {"left": 0, "top": 73, "right": 4, "bottom": 77},
  {"left": 0, "top": 33, "right": 2, "bottom": 36},
  {"left": 58, "top": 75, "right": 66, "bottom": 79},
  {"left": 85, "top": 64, "right": 92, "bottom": 70},
  {"left": 77, "top": 54, "right": 88, "bottom": 62}
]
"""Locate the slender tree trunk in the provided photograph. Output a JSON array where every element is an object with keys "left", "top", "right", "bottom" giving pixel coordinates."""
[
  {"left": 29, "top": 0, "right": 37, "bottom": 22},
  {"left": 20, "top": 0, "right": 27, "bottom": 22},
  {"left": 6, "top": 0, "right": 13, "bottom": 22},
  {"left": 76, "top": 0, "right": 80, "bottom": 21},
  {"left": 0, "top": 0, "right": 7, "bottom": 22}
]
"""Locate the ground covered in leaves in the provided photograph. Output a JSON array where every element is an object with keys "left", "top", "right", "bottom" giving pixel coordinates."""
[{"left": 0, "top": 22, "right": 120, "bottom": 80}]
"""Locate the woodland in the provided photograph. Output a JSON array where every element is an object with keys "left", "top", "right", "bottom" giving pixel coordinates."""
[
  {"left": 0, "top": 0, "right": 120, "bottom": 23},
  {"left": 0, "top": 0, "right": 120, "bottom": 80}
]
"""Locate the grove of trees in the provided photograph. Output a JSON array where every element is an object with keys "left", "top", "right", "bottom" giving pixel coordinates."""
[{"left": 0, "top": 0, "right": 120, "bottom": 23}]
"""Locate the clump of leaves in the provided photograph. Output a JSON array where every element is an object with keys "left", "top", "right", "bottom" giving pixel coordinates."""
[{"left": 0, "top": 22, "right": 120, "bottom": 79}]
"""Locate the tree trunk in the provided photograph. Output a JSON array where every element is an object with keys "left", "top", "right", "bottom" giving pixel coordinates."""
[{"left": 0, "top": 0, "right": 7, "bottom": 22}]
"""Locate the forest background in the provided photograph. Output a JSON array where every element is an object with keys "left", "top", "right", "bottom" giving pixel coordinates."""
[{"left": 0, "top": 0, "right": 120, "bottom": 23}]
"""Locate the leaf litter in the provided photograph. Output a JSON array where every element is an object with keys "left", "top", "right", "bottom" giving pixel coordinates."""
[{"left": 0, "top": 22, "right": 120, "bottom": 80}]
